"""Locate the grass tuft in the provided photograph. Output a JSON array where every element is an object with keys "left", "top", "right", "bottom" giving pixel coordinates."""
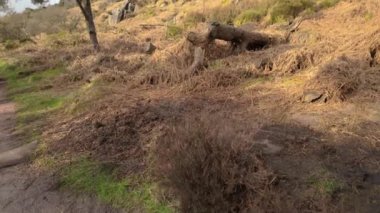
[{"left": 166, "top": 24, "right": 183, "bottom": 39}]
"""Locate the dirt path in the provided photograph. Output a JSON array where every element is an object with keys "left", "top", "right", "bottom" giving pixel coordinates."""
[{"left": 0, "top": 79, "right": 124, "bottom": 213}]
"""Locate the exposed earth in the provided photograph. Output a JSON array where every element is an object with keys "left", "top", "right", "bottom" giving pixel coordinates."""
[{"left": 0, "top": 80, "right": 124, "bottom": 213}]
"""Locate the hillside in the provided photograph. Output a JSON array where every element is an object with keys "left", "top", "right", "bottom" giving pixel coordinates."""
[{"left": 0, "top": 0, "right": 379, "bottom": 212}]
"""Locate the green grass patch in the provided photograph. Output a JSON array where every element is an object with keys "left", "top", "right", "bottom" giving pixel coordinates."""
[
  {"left": 317, "top": 0, "right": 340, "bottom": 9},
  {"left": 364, "top": 11, "right": 374, "bottom": 21},
  {"left": 0, "top": 61, "right": 61, "bottom": 94},
  {"left": 270, "top": 0, "right": 315, "bottom": 24},
  {"left": 15, "top": 92, "right": 64, "bottom": 121},
  {"left": 0, "top": 60, "right": 65, "bottom": 141},
  {"left": 310, "top": 178, "right": 344, "bottom": 195},
  {"left": 139, "top": 5, "right": 156, "bottom": 19},
  {"left": 307, "top": 168, "right": 344, "bottom": 195},
  {"left": 166, "top": 24, "right": 183, "bottom": 39},
  {"left": 234, "top": 8, "right": 266, "bottom": 26},
  {"left": 62, "top": 159, "right": 173, "bottom": 212}
]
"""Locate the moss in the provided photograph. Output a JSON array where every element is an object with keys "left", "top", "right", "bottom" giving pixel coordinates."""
[{"left": 62, "top": 159, "right": 173, "bottom": 212}]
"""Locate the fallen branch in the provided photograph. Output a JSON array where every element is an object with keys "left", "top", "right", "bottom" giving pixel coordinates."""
[{"left": 187, "top": 22, "right": 271, "bottom": 52}]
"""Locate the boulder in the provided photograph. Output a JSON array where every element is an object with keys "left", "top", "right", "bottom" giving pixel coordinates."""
[
  {"left": 108, "top": 8, "right": 124, "bottom": 25},
  {"left": 108, "top": 1, "right": 136, "bottom": 25}
]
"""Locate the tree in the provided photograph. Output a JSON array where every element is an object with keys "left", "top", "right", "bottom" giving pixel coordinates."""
[
  {"left": 75, "top": 0, "right": 100, "bottom": 51},
  {"left": 0, "top": 0, "right": 8, "bottom": 12},
  {"left": 31, "top": 0, "right": 49, "bottom": 6}
]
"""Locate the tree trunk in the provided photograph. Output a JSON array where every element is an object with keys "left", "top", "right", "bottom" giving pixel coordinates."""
[
  {"left": 76, "top": 0, "right": 100, "bottom": 51},
  {"left": 87, "top": 17, "right": 100, "bottom": 51},
  {"left": 187, "top": 22, "right": 271, "bottom": 52},
  {"left": 187, "top": 47, "right": 205, "bottom": 74}
]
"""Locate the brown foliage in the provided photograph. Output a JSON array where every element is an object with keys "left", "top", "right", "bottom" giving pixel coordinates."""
[{"left": 153, "top": 117, "right": 274, "bottom": 213}]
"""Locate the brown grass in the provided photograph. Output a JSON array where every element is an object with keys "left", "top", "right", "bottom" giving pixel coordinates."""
[{"left": 153, "top": 116, "right": 275, "bottom": 213}]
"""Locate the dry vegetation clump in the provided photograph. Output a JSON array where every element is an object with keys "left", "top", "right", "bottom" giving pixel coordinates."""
[
  {"left": 63, "top": 39, "right": 149, "bottom": 83},
  {"left": 49, "top": 96, "right": 192, "bottom": 174},
  {"left": 306, "top": 55, "right": 380, "bottom": 101},
  {"left": 134, "top": 40, "right": 197, "bottom": 86},
  {"left": 182, "top": 68, "right": 259, "bottom": 92},
  {"left": 153, "top": 116, "right": 275, "bottom": 213},
  {"left": 271, "top": 47, "right": 315, "bottom": 75}
]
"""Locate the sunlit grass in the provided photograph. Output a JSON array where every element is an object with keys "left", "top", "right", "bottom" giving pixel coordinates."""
[
  {"left": 0, "top": 60, "right": 65, "bottom": 141},
  {"left": 62, "top": 159, "right": 173, "bottom": 213}
]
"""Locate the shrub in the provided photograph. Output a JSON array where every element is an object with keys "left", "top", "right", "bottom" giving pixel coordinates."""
[
  {"left": 318, "top": 0, "right": 340, "bottom": 9},
  {"left": 0, "top": 15, "right": 30, "bottom": 42},
  {"left": 270, "top": 0, "right": 315, "bottom": 23},
  {"left": 154, "top": 117, "right": 274, "bottom": 212},
  {"left": 234, "top": 8, "right": 266, "bottom": 26},
  {"left": 0, "top": 5, "right": 84, "bottom": 42}
]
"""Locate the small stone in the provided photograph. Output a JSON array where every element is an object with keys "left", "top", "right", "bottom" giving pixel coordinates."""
[
  {"left": 303, "top": 90, "right": 324, "bottom": 103},
  {"left": 108, "top": 8, "right": 123, "bottom": 25},
  {"left": 254, "top": 139, "right": 283, "bottom": 154},
  {"left": 143, "top": 42, "right": 156, "bottom": 54}
]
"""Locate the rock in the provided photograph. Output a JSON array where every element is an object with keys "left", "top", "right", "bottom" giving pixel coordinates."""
[
  {"left": 108, "top": 8, "right": 124, "bottom": 25},
  {"left": 143, "top": 42, "right": 156, "bottom": 54},
  {"left": 303, "top": 90, "right": 324, "bottom": 103},
  {"left": 254, "top": 139, "right": 283, "bottom": 154},
  {"left": 108, "top": 1, "right": 136, "bottom": 25}
]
